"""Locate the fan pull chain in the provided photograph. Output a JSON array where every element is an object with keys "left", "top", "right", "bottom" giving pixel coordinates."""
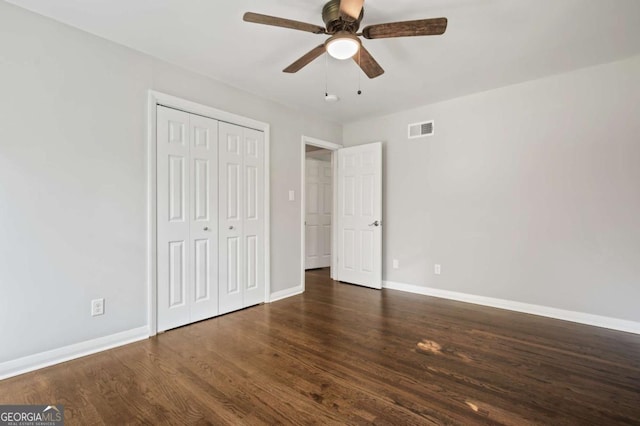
[
  {"left": 357, "top": 48, "right": 362, "bottom": 95},
  {"left": 325, "top": 52, "right": 329, "bottom": 97}
]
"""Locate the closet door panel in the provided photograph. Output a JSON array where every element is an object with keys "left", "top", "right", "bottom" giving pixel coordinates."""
[
  {"left": 218, "top": 122, "right": 244, "bottom": 315},
  {"left": 242, "top": 128, "right": 265, "bottom": 307},
  {"left": 189, "top": 115, "right": 219, "bottom": 323},
  {"left": 157, "top": 106, "right": 191, "bottom": 332}
]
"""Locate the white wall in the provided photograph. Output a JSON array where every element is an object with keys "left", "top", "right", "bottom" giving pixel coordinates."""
[
  {"left": 0, "top": 1, "right": 341, "bottom": 364},
  {"left": 344, "top": 55, "right": 640, "bottom": 323},
  {"left": 306, "top": 149, "right": 332, "bottom": 162}
]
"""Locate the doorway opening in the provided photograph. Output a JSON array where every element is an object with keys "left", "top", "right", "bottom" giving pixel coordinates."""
[
  {"left": 301, "top": 136, "right": 342, "bottom": 291},
  {"left": 301, "top": 136, "right": 383, "bottom": 292},
  {"left": 305, "top": 146, "right": 332, "bottom": 275}
]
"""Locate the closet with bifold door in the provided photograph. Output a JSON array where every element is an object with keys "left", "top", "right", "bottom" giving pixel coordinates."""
[{"left": 156, "top": 106, "right": 266, "bottom": 332}]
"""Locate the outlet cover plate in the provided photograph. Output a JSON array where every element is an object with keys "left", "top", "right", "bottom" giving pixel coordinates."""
[{"left": 91, "top": 298, "right": 105, "bottom": 316}]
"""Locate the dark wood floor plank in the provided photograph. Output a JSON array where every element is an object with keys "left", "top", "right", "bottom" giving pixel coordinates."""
[{"left": 1, "top": 268, "right": 639, "bottom": 425}]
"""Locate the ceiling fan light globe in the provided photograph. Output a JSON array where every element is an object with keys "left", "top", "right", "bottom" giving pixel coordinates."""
[{"left": 326, "top": 35, "right": 360, "bottom": 60}]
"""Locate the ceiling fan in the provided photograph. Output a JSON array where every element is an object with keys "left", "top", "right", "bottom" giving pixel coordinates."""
[{"left": 243, "top": 0, "right": 448, "bottom": 79}]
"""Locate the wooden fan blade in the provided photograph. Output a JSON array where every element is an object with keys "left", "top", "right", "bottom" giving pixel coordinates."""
[
  {"left": 362, "top": 17, "right": 447, "bottom": 39},
  {"left": 353, "top": 45, "right": 384, "bottom": 79},
  {"left": 340, "top": 0, "right": 364, "bottom": 21},
  {"left": 283, "top": 45, "right": 326, "bottom": 73},
  {"left": 243, "top": 12, "right": 326, "bottom": 34}
]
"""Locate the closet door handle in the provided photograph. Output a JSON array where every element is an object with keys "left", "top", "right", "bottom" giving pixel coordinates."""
[
  {"left": 229, "top": 226, "right": 234, "bottom": 230},
  {"left": 203, "top": 227, "right": 209, "bottom": 231}
]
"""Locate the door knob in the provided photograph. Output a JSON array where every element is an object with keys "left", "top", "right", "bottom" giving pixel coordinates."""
[
  {"left": 229, "top": 225, "right": 234, "bottom": 230},
  {"left": 203, "top": 227, "right": 209, "bottom": 231},
  {"left": 368, "top": 220, "right": 381, "bottom": 227}
]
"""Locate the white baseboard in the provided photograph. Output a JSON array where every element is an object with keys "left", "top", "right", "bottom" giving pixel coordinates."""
[
  {"left": 269, "top": 285, "right": 304, "bottom": 303},
  {"left": 383, "top": 281, "right": 640, "bottom": 335},
  {"left": 0, "top": 326, "right": 149, "bottom": 381}
]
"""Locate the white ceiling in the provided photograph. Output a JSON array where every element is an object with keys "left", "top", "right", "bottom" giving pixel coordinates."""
[{"left": 7, "top": 0, "right": 640, "bottom": 124}]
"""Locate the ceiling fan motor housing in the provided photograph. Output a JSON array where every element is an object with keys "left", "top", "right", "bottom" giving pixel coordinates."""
[{"left": 322, "top": 0, "right": 363, "bottom": 34}]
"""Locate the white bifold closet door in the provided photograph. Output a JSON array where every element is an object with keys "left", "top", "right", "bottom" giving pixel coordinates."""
[
  {"left": 218, "top": 122, "right": 265, "bottom": 315},
  {"left": 157, "top": 106, "right": 219, "bottom": 332}
]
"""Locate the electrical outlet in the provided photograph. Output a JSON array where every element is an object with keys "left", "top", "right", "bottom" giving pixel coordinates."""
[
  {"left": 392, "top": 259, "right": 399, "bottom": 269},
  {"left": 434, "top": 264, "right": 441, "bottom": 275},
  {"left": 91, "top": 298, "right": 105, "bottom": 316}
]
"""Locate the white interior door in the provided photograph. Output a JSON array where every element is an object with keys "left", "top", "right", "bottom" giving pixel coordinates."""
[
  {"left": 336, "top": 142, "right": 382, "bottom": 289},
  {"left": 305, "top": 158, "right": 332, "bottom": 269},
  {"left": 218, "top": 122, "right": 265, "bottom": 314},
  {"left": 241, "top": 127, "right": 265, "bottom": 308},
  {"left": 157, "top": 107, "right": 219, "bottom": 331},
  {"left": 157, "top": 106, "right": 191, "bottom": 331},
  {"left": 188, "top": 114, "right": 219, "bottom": 323},
  {"left": 219, "top": 122, "right": 244, "bottom": 314}
]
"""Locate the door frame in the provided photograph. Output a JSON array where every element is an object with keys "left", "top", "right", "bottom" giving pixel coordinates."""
[
  {"left": 147, "top": 90, "right": 271, "bottom": 336},
  {"left": 301, "top": 135, "right": 343, "bottom": 289}
]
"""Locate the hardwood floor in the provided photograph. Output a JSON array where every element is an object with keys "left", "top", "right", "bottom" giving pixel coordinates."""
[{"left": 2, "top": 269, "right": 640, "bottom": 424}]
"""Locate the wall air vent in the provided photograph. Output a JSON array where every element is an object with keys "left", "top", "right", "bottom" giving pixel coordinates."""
[{"left": 408, "top": 120, "right": 434, "bottom": 139}]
